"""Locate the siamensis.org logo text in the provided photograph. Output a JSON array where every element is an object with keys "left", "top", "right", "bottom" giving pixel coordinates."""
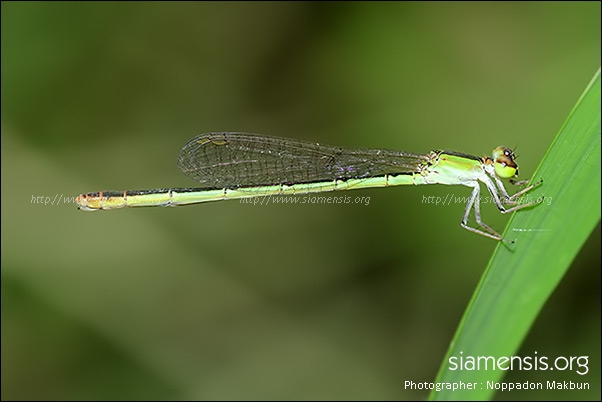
[{"left": 448, "top": 351, "right": 588, "bottom": 375}]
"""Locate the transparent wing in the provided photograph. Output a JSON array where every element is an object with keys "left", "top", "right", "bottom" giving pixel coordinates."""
[{"left": 177, "top": 132, "right": 430, "bottom": 189}]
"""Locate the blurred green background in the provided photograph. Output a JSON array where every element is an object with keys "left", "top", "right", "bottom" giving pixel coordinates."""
[{"left": 1, "top": 2, "right": 600, "bottom": 400}]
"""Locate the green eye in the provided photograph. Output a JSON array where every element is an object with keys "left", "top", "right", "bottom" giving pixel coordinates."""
[{"left": 492, "top": 146, "right": 518, "bottom": 179}]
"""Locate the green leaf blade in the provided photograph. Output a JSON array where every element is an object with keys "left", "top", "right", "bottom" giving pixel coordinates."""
[{"left": 430, "top": 67, "right": 601, "bottom": 401}]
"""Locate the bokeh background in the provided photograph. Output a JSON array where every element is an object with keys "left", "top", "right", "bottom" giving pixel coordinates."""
[{"left": 1, "top": 2, "right": 600, "bottom": 400}]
